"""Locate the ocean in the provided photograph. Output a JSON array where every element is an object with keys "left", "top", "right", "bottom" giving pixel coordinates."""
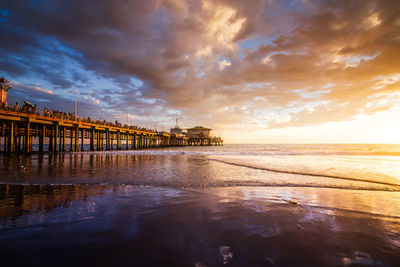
[{"left": 0, "top": 144, "right": 399, "bottom": 266}]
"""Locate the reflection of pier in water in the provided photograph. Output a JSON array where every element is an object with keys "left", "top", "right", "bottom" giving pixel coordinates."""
[
  {"left": 0, "top": 183, "right": 109, "bottom": 228},
  {"left": 0, "top": 153, "right": 161, "bottom": 226},
  {"left": 0, "top": 152, "right": 211, "bottom": 227}
]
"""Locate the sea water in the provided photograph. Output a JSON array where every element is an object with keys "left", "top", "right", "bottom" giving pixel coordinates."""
[{"left": 0, "top": 144, "right": 399, "bottom": 266}]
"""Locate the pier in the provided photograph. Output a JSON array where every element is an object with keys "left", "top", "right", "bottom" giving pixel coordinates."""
[
  {"left": 0, "top": 109, "right": 189, "bottom": 153},
  {"left": 186, "top": 126, "right": 223, "bottom": 146}
]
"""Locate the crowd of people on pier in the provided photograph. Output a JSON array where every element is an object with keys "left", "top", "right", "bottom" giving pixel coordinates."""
[
  {"left": 0, "top": 101, "right": 161, "bottom": 134},
  {"left": 1, "top": 101, "right": 38, "bottom": 114}
]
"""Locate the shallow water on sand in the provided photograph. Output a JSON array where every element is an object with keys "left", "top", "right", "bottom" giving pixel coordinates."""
[{"left": 0, "top": 145, "right": 400, "bottom": 266}]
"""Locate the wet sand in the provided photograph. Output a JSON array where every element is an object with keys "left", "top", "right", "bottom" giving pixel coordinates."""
[
  {"left": 0, "top": 150, "right": 400, "bottom": 266},
  {"left": 0, "top": 184, "right": 399, "bottom": 266}
]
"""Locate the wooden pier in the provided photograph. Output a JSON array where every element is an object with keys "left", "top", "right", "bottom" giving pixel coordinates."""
[{"left": 0, "top": 110, "right": 190, "bottom": 153}]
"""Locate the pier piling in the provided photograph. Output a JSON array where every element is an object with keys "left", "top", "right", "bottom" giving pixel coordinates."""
[{"left": 0, "top": 110, "right": 221, "bottom": 153}]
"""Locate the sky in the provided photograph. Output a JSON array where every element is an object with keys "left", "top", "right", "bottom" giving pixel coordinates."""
[{"left": 1, "top": 0, "right": 400, "bottom": 143}]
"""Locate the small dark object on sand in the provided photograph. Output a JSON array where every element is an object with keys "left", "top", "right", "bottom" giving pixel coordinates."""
[{"left": 219, "top": 246, "right": 233, "bottom": 264}]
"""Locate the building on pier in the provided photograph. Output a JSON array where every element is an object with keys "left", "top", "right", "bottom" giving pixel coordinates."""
[
  {"left": 187, "top": 126, "right": 211, "bottom": 139},
  {"left": 186, "top": 126, "right": 223, "bottom": 146},
  {"left": 169, "top": 125, "right": 223, "bottom": 146},
  {"left": 170, "top": 117, "right": 185, "bottom": 136},
  {"left": 170, "top": 126, "right": 184, "bottom": 136}
]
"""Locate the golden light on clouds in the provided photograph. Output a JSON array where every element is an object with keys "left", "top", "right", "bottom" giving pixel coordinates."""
[
  {"left": 365, "top": 13, "right": 382, "bottom": 28},
  {"left": 219, "top": 59, "right": 231, "bottom": 70},
  {"left": 202, "top": 0, "right": 246, "bottom": 48},
  {"left": 2, "top": 0, "right": 400, "bottom": 144}
]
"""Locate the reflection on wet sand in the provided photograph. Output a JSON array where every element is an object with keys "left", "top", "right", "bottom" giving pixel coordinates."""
[
  {"left": 1, "top": 153, "right": 159, "bottom": 182},
  {"left": 0, "top": 152, "right": 400, "bottom": 266},
  {"left": 0, "top": 184, "right": 399, "bottom": 266},
  {"left": 0, "top": 153, "right": 215, "bottom": 187},
  {"left": 0, "top": 184, "right": 111, "bottom": 228}
]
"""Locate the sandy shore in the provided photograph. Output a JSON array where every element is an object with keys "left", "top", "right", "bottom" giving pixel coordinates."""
[{"left": 0, "top": 184, "right": 399, "bottom": 266}]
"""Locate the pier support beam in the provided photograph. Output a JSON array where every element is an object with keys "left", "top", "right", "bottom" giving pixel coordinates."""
[
  {"left": 81, "top": 129, "right": 84, "bottom": 151},
  {"left": 100, "top": 133, "right": 104, "bottom": 150},
  {"left": 74, "top": 126, "right": 79, "bottom": 152},
  {"left": 117, "top": 131, "right": 121, "bottom": 150},
  {"left": 54, "top": 124, "right": 58, "bottom": 152},
  {"left": 70, "top": 129, "right": 73, "bottom": 152},
  {"left": 2, "top": 134, "right": 6, "bottom": 152},
  {"left": 90, "top": 128, "right": 95, "bottom": 151},
  {"left": 8, "top": 121, "right": 14, "bottom": 153},
  {"left": 110, "top": 133, "right": 114, "bottom": 150},
  {"left": 62, "top": 127, "right": 66, "bottom": 152},
  {"left": 48, "top": 126, "right": 53, "bottom": 152},
  {"left": 39, "top": 125, "right": 45, "bottom": 153},
  {"left": 24, "top": 122, "right": 30, "bottom": 153},
  {"left": 14, "top": 124, "right": 19, "bottom": 152},
  {"left": 106, "top": 130, "right": 110, "bottom": 150},
  {"left": 96, "top": 131, "right": 100, "bottom": 150},
  {"left": 16, "top": 133, "right": 21, "bottom": 152}
]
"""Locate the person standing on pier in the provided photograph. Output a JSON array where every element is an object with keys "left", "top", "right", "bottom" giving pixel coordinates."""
[{"left": 13, "top": 102, "right": 19, "bottom": 111}]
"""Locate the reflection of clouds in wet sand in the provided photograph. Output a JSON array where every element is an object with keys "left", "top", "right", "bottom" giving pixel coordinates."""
[
  {"left": 0, "top": 184, "right": 399, "bottom": 265},
  {"left": 0, "top": 151, "right": 399, "bottom": 265}
]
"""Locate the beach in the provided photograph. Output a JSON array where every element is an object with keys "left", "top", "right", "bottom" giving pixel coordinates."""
[
  {"left": 1, "top": 144, "right": 400, "bottom": 266},
  {"left": 3, "top": 0, "right": 400, "bottom": 265}
]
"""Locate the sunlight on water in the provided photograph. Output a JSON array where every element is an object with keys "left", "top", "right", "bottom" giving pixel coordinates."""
[{"left": 208, "top": 154, "right": 400, "bottom": 187}]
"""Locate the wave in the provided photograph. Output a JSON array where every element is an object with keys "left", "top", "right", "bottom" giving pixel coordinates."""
[
  {"left": 209, "top": 181, "right": 400, "bottom": 192},
  {"left": 90, "top": 150, "right": 400, "bottom": 156},
  {"left": 7, "top": 143, "right": 400, "bottom": 157},
  {"left": 1, "top": 180, "right": 399, "bottom": 192},
  {"left": 208, "top": 158, "right": 400, "bottom": 188}
]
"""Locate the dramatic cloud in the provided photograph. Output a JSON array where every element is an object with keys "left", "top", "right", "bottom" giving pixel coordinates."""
[{"left": 1, "top": 0, "right": 400, "bottom": 141}]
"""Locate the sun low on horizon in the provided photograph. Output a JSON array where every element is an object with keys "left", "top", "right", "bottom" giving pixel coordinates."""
[{"left": 1, "top": 0, "right": 400, "bottom": 144}]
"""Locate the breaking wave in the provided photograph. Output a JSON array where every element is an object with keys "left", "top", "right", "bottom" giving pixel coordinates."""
[{"left": 208, "top": 158, "right": 400, "bottom": 188}]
